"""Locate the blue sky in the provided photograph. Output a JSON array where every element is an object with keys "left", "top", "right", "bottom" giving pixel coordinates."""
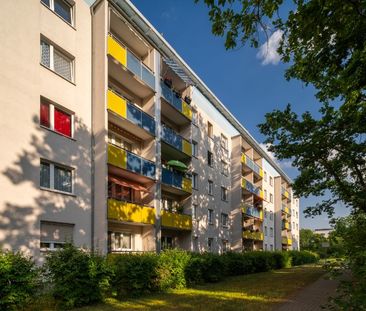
[{"left": 90, "top": 0, "right": 349, "bottom": 229}]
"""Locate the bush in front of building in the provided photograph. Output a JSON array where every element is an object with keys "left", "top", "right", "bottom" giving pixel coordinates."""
[
  {"left": 45, "top": 244, "right": 111, "bottom": 309},
  {"left": 288, "top": 250, "right": 319, "bottom": 266},
  {"left": 0, "top": 250, "right": 40, "bottom": 311}
]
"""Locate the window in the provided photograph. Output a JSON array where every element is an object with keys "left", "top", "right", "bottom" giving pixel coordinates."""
[
  {"left": 270, "top": 244, "right": 273, "bottom": 251},
  {"left": 264, "top": 171, "right": 267, "bottom": 182},
  {"left": 269, "top": 176, "right": 273, "bottom": 186},
  {"left": 270, "top": 211, "right": 273, "bottom": 221},
  {"left": 221, "top": 213, "right": 228, "bottom": 227},
  {"left": 222, "top": 240, "right": 229, "bottom": 253},
  {"left": 208, "top": 209, "right": 214, "bottom": 224},
  {"left": 264, "top": 244, "right": 267, "bottom": 251},
  {"left": 220, "top": 134, "right": 228, "bottom": 150},
  {"left": 41, "top": 0, "right": 74, "bottom": 25},
  {"left": 264, "top": 190, "right": 267, "bottom": 201},
  {"left": 208, "top": 180, "right": 213, "bottom": 195},
  {"left": 192, "top": 110, "right": 197, "bottom": 125},
  {"left": 221, "top": 187, "right": 228, "bottom": 201},
  {"left": 161, "top": 236, "right": 173, "bottom": 250},
  {"left": 192, "top": 141, "right": 198, "bottom": 157},
  {"left": 207, "top": 151, "right": 213, "bottom": 167},
  {"left": 270, "top": 227, "right": 273, "bottom": 237},
  {"left": 270, "top": 193, "right": 273, "bottom": 203},
  {"left": 40, "top": 100, "right": 74, "bottom": 138},
  {"left": 221, "top": 161, "right": 229, "bottom": 176},
  {"left": 293, "top": 222, "right": 295, "bottom": 229},
  {"left": 208, "top": 238, "right": 213, "bottom": 252},
  {"left": 40, "top": 160, "right": 73, "bottom": 194},
  {"left": 296, "top": 211, "right": 298, "bottom": 218},
  {"left": 296, "top": 223, "right": 299, "bottom": 230},
  {"left": 40, "top": 221, "right": 74, "bottom": 251},
  {"left": 108, "top": 231, "right": 132, "bottom": 252},
  {"left": 41, "top": 39, "right": 74, "bottom": 81},
  {"left": 192, "top": 204, "right": 197, "bottom": 220},
  {"left": 109, "top": 181, "right": 133, "bottom": 202},
  {"left": 264, "top": 208, "right": 267, "bottom": 219},
  {"left": 193, "top": 236, "right": 198, "bottom": 252},
  {"left": 207, "top": 121, "right": 213, "bottom": 138},
  {"left": 108, "top": 132, "right": 133, "bottom": 151},
  {"left": 264, "top": 226, "right": 268, "bottom": 236},
  {"left": 192, "top": 173, "right": 198, "bottom": 190}
]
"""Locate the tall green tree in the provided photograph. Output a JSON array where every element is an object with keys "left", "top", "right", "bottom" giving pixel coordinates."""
[{"left": 197, "top": 0, "right": 366, "bottom": 216}]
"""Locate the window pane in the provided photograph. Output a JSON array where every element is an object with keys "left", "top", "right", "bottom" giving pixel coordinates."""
[
  {"left": 54, "top": 50, "right": 72, "bottom": 81},
  {"left": 54, "top": 108, "right": 71, "bottom": 137},
  {"left": 122, "top": 233, "right": 131, "bottom": 249},
  {"left": 54, "top": 0, "right": 72, "bottom": 23},
  {"left": 41, "top": 0, "right": 50, "bottom": 7},
  {"left": 40, "top": 102, "right": 50, "bottom": 128},
  {"left": 40, "top": 41, "right": 50, "bottom": 68},
  {"left": 54, "top": 166, "right": 72, "bottom": 193},
  {"left": 40, "top": 162, "right": 50, "bottom": 188}
]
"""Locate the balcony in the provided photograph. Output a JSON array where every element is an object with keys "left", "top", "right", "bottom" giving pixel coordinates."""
[
  {"left": 281, "top": 204, "right": 291, "bottom": 215},
  {"left": 281, "top": 187, "right": 291, "bottom": 201},
  {"left": 161, "top": 125, "right": 192, "bottom": 160},
  {"left": 241, "top": 178, "right": 264, "bottom": 199},
  {"left": 107, "top": 89, "right": 155, "bottom": 138},
  {"left": 241, "top": 154, "right": 263, "bottom": 178},
  {"left": 243, "top": 230, "right": 264, "bottom": 241},
  {"left": 107, "top": 198, "right": 155, "bottom": 225},
  {"left": 282, "top": 220, "right": 291, "bottom": 231},
  {"left": 242, "top": 204, "right": 263, "bottom": 220},
  {"left": 107, "top": 34, "right": 155, "bottom": 98},
  {"left": 161, "top": 82, "right": 192, "bottom": 125},
  {"left": 282, "top": 236, "right": 293, "bottom": 245},
  {"left": 108, "top": 144, "right": 156, "bottom": 179},
  {"left": 162, "top": 168, "right": 192, "bottom": 195},
  {"left": 161, "top": 210, "right": 192, "bottom": 230}
]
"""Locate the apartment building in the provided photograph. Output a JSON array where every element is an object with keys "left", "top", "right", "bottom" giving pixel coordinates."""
[{"left": 0, "top": 0, "right": 299, "bottom": 261}]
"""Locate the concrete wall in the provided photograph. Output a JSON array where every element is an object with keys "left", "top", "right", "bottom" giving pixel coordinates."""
[{"left": 0, "top": 0, "right": 92, "bottom": 262}]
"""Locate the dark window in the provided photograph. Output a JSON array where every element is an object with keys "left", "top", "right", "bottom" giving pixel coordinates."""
[
  {"left": 40, "top": 102, "right": 50, "bottom": 128},
  {"left": 40, "top": 162, "right": 50, "bottom": 188},
  {"left": 54, "top": 0, "right": 72, "bottom": 24},
  {"left": 207, "top": 151, "right": 213, "bottom": 167}
]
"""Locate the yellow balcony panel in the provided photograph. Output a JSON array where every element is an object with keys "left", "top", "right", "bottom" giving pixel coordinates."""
[
  {"left": 107, "top": 89, "right": 127, "bottom": 119},
  {"left": 107, "top": 35, "right": 127, "bottom": 67},
  {"left": 108, "top": 143, "right": 127, "bottom": 169},
  {"left": 161, "top": 210, "right": 192, "bottom": 230},
  {"left": 243, "top": 231, "right": 264, "bottom": 241},
  {"left": 182, "top": 139, "right": 192, "bottom": 156},
  {"left": 182, "top": 177, "right": 192, "bottom": 194},
  {"left": 108, "top": 199, "right": 155, "bottom": 225},
  {"left": 282, "top": 236, "right": 292, "bottom": 245},
  {"left": 241, "top": 154, "right": 247, "bottom": 164},
  {"left": 182, "top": 101, "right": 192, "bottom": 120},
  {"left": 259, "top": 168, "right": 264, "bottom": 178}
]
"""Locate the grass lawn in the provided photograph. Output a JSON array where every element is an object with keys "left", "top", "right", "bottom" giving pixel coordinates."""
[{"left": 75, "top": 265, "right": 324, "bottom": 311}]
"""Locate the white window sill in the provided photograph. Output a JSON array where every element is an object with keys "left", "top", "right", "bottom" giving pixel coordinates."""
[
  {"left": 40, "top": 187, "right": 76, "bottom": 197},
  {"left": 40, "top": 125, "right": 76, "bottom": 141},
  {"left": 40, "top": 63, "right": 76, "bottom": 86}
]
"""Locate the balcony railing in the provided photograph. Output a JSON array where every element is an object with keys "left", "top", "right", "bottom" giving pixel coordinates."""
[
  {"left": 107, "top": 198, "right": 155, "bottom": 225},
  {"left": 107, "top": 89, "right": 155, "bottom": 136},
  {"left": 107, "top": 34, "right": 155, "bottom": 90},
  {"left": 282, "top": 236, "right": 292, "bottom": 245},
  {"left": 108, "top": 144, "right": 156, "bottom": 179},
  {"left": 281, "top": 204, "right": 291, "bottom": 215},
  {"left": 281, "top": 187, "right": 291, "bottom": 200},
  {"left": 161, "top": 82, "right": 192, "bottom": 121},
  {"left": 282, "top": 220, "right": 291, "bottom": 230},
  {"left": 241, "top": 178, "right": 264, "bottom": 199},
  {"left": 243, "top": 230, "right": 264, "bottom": 241},
  {"left": 241, "top": 203, "right": 263, "bottom": 220},
  {"left": 162, "top": 168, "right": 192, "bottom": 193},
  {"left": 161, "top": 210, "right": 192, "bottom": 230},
  {"left": 161, "top": 125, "right": 192, "bottom": 156},
  {"left": 241, "top": 154, "right": 263, "bottom": 178}
]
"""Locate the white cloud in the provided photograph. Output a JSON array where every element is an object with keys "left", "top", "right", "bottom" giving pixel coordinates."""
[
  {"left": 256, "top": 30, "right": 284, "bottom": 65},
  {"left": 259, "top": 143, "right": 293, "bottom": 170}
]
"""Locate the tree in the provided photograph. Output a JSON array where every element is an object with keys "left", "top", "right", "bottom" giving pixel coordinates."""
[
  {"left": 196, "top": 0, "right": 366, "bottom": 216},
  {"left": 299, "top": 229, "right": 328, "bottom": 253}
]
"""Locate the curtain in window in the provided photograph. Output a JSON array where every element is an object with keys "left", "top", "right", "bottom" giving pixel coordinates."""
[
  {"left": 40, "top": 162, "right": 50, "bottom": 188},
  {"left": 54, "top": 166, "right": 72, "bottom": 193},
  {"left": 54, "top": 108, "right": 71, "bottom": 137},
  {"left": 40, "top": 221, "right": 73, "bottom": 243},
  {"left": 40, "top": 41, "right": 50, "bottom": 68},
  {"left": 40, "top": 102, "right": 50, "bottom": 128},
  {"left": 54, "top": 0, "right": 71, "bottom": 24},
  {"left": 54, "top": 51, "right": 71, "bottom": 81}
]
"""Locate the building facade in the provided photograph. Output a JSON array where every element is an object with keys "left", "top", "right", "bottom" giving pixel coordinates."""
[{"left": 0, "top": 0, "right": 299, "bottom": 261}]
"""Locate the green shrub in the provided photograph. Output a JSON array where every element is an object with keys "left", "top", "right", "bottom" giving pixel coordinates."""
[
  {"left": 185, "top": 256, "right": 206, "bottom": 285},
  {"left": 0, "top": 250, "right": 40, "bottom": 311},
  {"left": 289, "top": 250, "right": 319, "bottom": 266},
  {"left": 272, "top": 251, "right": 292, "bottom": 269},
  {"left": 108, "top": 252, "right": 159, "bottom": 297},
  {"left": 156, "top": 249, "right": 191, "bottom": 290},
  {"left": 45, "top": 244, "right": 110, "bottom": 309}
]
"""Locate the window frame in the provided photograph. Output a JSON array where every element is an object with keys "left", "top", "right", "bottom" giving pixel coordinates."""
[
  {"left": 41, "top": 0, "right": 75, "bottom": 27},
  {"left": 207, "top": 238, "right": 213, "bottom": 252},
  {"left": 269, "top": 176, "right": 273, "bottom": 186},
  {"left": 221, "top": 213, "right": 228, "bottom": 227},
  {"left": 207, "top": 151, "right": 214, "bottom": 167},
  {"left": 40, "top": 98, "right": 75, "bottom": 139},
  {"left": 221, "top": 186, "right": 228, "bottom": 201},
  {"left": 40, "top": 221, "right": 74, "bottom": 252},
  {"left": 270, "top": 193, "right": 273, "bottom": 203},
  {"left": 192, "top": 141, "right": 198, "bottom": 157},
  {"left": 208, "top": 180, "right": 214, "bottom": 195},
  {"left": 40, "top": 160, "right": 74, "bottom": 195},
  {"left": 192, "top": 204, "right": 197, "bottom": 220},
  {"left": 220, "top": 133, "right": 228, "bottom": 150},
  {"left": 207, "top": 121, "right": 213, "bottom": 139},
  {"left": 40, "top": 38, "right": 75, "bottom": 83},
  {"left": 109, "top": 231, "right": 133, "bottom": 252},
  {"left": 192, "top": 173, "right": 198, "bottom": 190},
  {"left": 221, "top": 160, "right": 229, "bottom": 176},
  {"left": 208, "top": 209, "right": 214, "bottom": 225}
]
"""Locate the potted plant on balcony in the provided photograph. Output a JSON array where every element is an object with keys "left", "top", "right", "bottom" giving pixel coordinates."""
[
  {"left": 184, "top": 95, "right": 192, "bottom": 104},
  {"left": 164, "top": 77, "right": 173, "bottom": 89}
]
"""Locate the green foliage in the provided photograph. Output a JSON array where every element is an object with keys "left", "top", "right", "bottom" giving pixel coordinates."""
[
  {"left": 156, "top": 249, "right": 191, "bottom": 290},
  {"left": 45, "top": 244, "right": 110, "bottom": 309},
  {"left": 108, "top": 252, "right": 159, "bottom": 297},
  {"left": 0, "top": 250, "right": 40, "bottom": 311},
  {"left": 288, "top": 250, "right": 319, "bottom": 266}
]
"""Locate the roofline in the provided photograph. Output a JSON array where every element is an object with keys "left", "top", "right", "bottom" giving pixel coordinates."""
[{"left": 109, "top": 0, "right": 293, "bottom": 184}]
